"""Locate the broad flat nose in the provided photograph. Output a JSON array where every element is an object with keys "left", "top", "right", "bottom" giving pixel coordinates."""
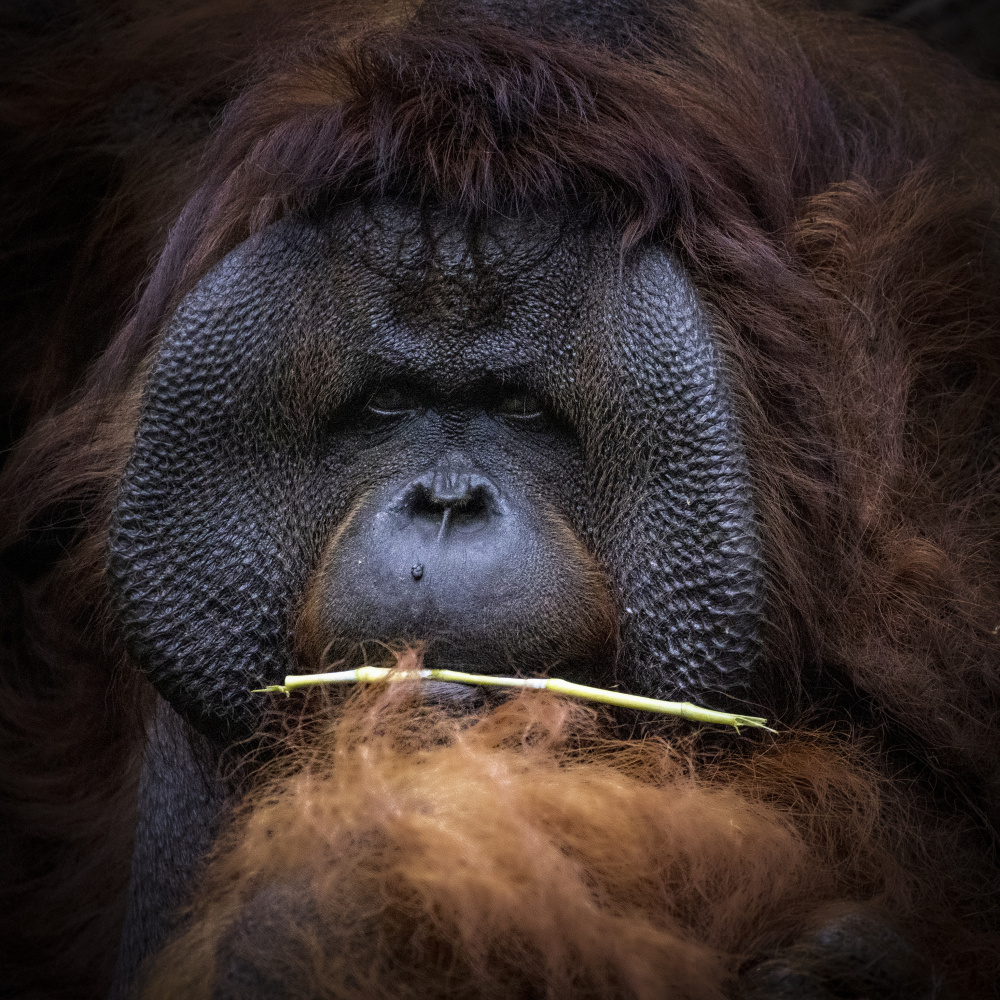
[{"left": 395, "top": 468, "right": 500, "bottom": 538}]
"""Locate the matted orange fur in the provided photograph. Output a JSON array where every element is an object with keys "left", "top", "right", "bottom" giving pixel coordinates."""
[{"left": 142, "top": 668, "right": 912, "bottom": 999}]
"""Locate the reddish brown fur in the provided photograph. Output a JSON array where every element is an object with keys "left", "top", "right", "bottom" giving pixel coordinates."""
[
  {"left": 2, "top": 1, "right": 1000, "bottom": 996},
  {"left": 143, "top": 680, "right": 915, "bottom": 1000}
]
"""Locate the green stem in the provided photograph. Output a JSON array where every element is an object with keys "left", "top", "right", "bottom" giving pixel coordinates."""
[{"left": 254, "top": 666, "right": 774, "bottom": 731}]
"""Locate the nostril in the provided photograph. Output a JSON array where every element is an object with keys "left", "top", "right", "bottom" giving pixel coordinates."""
[
  {"left": 449, "top": 484, "right": 491, "bottom": 527},
  {"left": 408, "top": 482, "right": 441, "bottom": 524},
  {"left": 403, "top": 477, "right": 496, "bottom": 535}
]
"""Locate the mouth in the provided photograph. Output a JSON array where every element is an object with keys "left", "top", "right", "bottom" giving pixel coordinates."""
[
  {"left": 298, "top": 642, "right": 509, "bottom": 712},
  {"left": 413, "top": 679, "right": 493, "bottom": 709}
]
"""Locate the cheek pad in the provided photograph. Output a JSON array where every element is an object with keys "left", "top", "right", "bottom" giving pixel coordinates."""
[
  {"left": 578, "top": 251, "right": 764, "bottom": 706},
  {"left": 108, "top": 219, "right": 344, "bottom": 741}
]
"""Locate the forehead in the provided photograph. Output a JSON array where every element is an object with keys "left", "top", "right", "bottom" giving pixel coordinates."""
[
  {"left": 168, "top": 199, "right": 704, "bottom": 413},
  {"left": 301, "top": 201, "right": 608, "bottom": 382}
]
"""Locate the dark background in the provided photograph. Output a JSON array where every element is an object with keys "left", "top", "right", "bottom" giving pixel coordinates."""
[{"left": 820, "top": 0, "right": 1000, "bottom": 80}]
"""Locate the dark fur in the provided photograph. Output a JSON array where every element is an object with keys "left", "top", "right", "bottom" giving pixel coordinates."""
[{"left": 2, "top": 0, "right": 999, "bottom": 996}]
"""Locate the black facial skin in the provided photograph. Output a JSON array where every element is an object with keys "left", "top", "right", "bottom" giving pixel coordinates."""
[{"left": 108, "top": 202, "right": 764, "bottom": 743}]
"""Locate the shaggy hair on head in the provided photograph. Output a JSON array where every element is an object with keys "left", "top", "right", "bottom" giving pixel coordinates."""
[
  {"left": 142, "top": 682, "right": 916, "bottom": 1000},
  {"left": 2, "top": 1, "right": 1000, "bottom": 996}
]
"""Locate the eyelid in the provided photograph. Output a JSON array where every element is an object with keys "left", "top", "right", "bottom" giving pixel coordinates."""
[
  {"left": 360, "top": 389, "right": 546, "bottom": 420},
  {"left": 366, "top": 389, "right": 415, "bottom": 414},
  {"left": 497, "top": 394, "right": 544, "bottom": 419}
]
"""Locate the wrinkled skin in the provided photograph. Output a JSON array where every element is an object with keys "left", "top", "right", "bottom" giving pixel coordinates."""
[
  {"left": 108, "top": 204, "right": 764, "bottom": 740},
  {"left": 109, "top": 202, "right": 764, "bottom": 991}
]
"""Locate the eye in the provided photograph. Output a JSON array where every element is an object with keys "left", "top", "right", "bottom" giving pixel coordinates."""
[
  {"left": 366, "top": 387, "right": 415, "bottom": 416},
  {"left": 496, "top": 394, "right": 544, "bottom": 421}
]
